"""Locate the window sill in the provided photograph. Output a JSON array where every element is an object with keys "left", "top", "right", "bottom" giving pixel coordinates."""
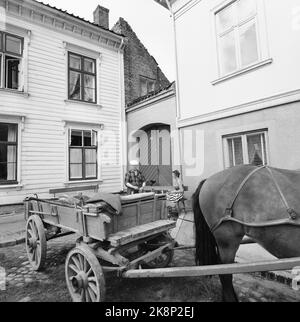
[
  {"left": 212, "top": 58, "right": 273, "bottom": 85},
  {"left": 64, "top": 100, "right": 103, "bottom": 109},
  {"left": 64, "top": 179, "right": 103, "bottom": 185},
  {"left": 0, "top": 88, "right": 29, "bottom": 97},
  {"left": 0, "top": 184, "right": 23, "bottom": 190}
]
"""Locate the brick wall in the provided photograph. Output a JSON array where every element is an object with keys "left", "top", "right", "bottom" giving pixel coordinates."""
[{"left": 112, "top": 18, "right": 170, "bottom": 106}]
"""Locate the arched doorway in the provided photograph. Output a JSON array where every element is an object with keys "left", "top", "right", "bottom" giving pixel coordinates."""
[{"left": 136, "top": 124, "right": 173, "bottom": 186}]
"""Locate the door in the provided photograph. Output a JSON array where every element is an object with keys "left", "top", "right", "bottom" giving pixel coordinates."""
[{"left": 139, "top": 124, "right": 172, "bottom": 186}]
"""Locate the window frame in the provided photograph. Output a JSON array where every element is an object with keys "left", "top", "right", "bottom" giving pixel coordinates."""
[
  {"left": 0, "top": 31, "right": 24, "bottom": 90},
  {"left": 215, "top": 0, "right": 261, "bottom": 77},
  {"left": 223, "top": 129, "right": 269, "bottom": 168},
  {"left": 0, "top": 122, "right": 18, "bottom": 185},
  {"left": 68, "top": 129, "right": 98, "bottom": 181},
  {"left": 68, "top": 52, "right": 97, "bottom": 104},
  {"left": 139, "top": 75, "right": 156, "bottom": 97}
]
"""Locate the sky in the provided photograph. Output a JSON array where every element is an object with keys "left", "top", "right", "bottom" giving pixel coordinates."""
[{"left": 43, "top": 0, "right": 176, "bottom": 81}]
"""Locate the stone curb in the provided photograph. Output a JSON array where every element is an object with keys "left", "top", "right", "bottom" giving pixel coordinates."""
[{"left": 0, "top": 234, "right": 25, "bottom": 249}]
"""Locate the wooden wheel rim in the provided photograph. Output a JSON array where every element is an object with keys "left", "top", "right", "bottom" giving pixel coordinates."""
[
  {"left": 65, "top": 245, "right": 105, "bottom": 303},
  {"left": 25, "top": 215, "right": 47, "bottom": 271}
]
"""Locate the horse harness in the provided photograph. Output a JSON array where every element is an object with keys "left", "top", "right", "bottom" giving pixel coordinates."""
[{"left": 211, "top": 166, "right": 300, "bottom": 232}]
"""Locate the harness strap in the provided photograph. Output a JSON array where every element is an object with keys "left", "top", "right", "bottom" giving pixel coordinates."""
[
  {"left": 211, "top": 166, "right": 298, "bottom": 232},
  {"left": 224, "top": 166, "right": 266, "bottom": 217},
  {"left": 265, "top": 167, "right": 298, "bottom": 220}
]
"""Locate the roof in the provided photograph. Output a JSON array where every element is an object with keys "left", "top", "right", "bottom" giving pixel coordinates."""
[
  {"left": 127, "top": 82, "right": 175, "bottom": 108},
  {"left": 153, "top": 0, "right": 169, "bottom": 9},
  {"left": 30, "top": 0, "right": 124, "bottom": 38}
]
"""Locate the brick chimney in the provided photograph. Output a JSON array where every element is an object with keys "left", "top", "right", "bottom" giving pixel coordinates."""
[{"left": 93, "top": 5, "right": 109, "bottom": 29}]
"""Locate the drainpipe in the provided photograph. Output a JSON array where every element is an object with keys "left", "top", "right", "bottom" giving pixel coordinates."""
[
  {"left": 118, "top": 38, "right": 127, "bottom": 191},
  {"left": 165, "top": 0, "right": 183, "bottom": 175}
]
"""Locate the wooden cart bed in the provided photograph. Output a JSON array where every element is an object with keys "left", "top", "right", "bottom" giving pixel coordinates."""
[{"left": 107, "top": 219, "right": 176, "bottom": 247}]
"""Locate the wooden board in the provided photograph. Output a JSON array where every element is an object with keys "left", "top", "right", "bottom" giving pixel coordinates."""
[
  {"left": 107, "top": 220, "right": 176, "bottom": 247},
  {"left": 122, "top": 257, "right": 300, "bottom": 279}
]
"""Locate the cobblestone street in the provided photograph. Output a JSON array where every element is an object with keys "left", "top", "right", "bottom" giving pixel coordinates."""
[{"left": 0, "top": 235, "right": 300, "bottom": 302}]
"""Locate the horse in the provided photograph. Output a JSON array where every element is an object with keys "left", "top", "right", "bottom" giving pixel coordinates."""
[{"left": 192, "top": 164, "right": 300, "bottom": 302}]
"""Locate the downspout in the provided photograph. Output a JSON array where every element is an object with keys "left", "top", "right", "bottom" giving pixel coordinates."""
[
  {"left": 165, "top": 0, "right": 183, "bottom": 174},
  {"left": 118, "top": 38, "right": 127, "bottom": 191}
]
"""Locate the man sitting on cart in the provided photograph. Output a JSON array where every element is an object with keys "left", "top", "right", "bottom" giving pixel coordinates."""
[{"left": 125, "top": 160, "right": 146, "bottom": 195}]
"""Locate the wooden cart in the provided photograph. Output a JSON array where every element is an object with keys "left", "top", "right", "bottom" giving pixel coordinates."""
[{"left": 24, "top": 192, "right": 176, "bottom": 302}]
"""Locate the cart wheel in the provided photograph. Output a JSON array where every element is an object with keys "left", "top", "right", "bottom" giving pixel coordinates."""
[
  {"left": 65, "top": 245, "right": 106, "bottom": 303},
  {"left": 25, "top": 215, "right": 47, "bottom": 271},
  {"left": 142, "top": 234, "right": 174, "bottom": 269}
]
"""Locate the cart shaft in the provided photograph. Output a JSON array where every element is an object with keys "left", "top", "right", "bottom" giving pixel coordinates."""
[{"left": 122, "top": 257, "right": 300, "bottom": 279}]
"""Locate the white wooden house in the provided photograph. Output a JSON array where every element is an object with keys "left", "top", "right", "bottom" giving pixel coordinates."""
[
  {"left": 0, "top": 0, "right": 126, "bottom": 205},
  {"left": 155, "top": 0, "right": 300, "bottom": 197}
]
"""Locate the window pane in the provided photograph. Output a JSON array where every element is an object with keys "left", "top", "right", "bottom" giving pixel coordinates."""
[
  {"left": 85, "top": 164, "right": 97, "bottom": 178},
  {"left": 228, "top": 137, "right": 243, "bottom": 167},
  {"left": 219, "top": 31, "right": 237, "bottom": 75},
  {"left": 0, "top": 163, "right": 8, "bottom": 181},
  {"left": 84, "top": 131, "right": 92, "bottom": 147},
  {"left": 247, "top": 134, "right": 266, "bottom": 165},
  {"left": 0, "top": 54, "right": 2, "bottom": 87},
  {"left": 148, "top": 81, "right": 155, "bottom": 93},
  {"left": 92, "top": 131, "right": 97, "bottom": 146},
  {"left": 70, "top": 148, "right": 82, "bottom": 163},
  {"left": 0, "top": 124, "right": 17, "bottom": 142},
  {"left": 69, "top": 54, "right": 81, "bottom": 70},
  {"left": 70, "top": 131, "right": 82, "bottom": 147},
  {"left": 5, "top": 35, "right": 22, "bottom": 55},
  {"left": 70, "top": 164, "right": 82, "bottom": 179},
  {"left": 140, "top": 79, "right": 148, "bottom": 96},
  {"left": 0, "top": 145, "right": 17, "bottom": 181},
  {"left": 217, "top": 4, "right": 236, "bottom": 33},
  {"left": 240, "top": 21, "right": 259, "bottom": 67},
  {"left": 85, "top": 149, "right": 97, "bottom": 163},
  {"left": 69, "top": 71, "right": 81, "bottom": 100},
  {"left": 238, "top": 0, "right": 256, "bottom": 22},
  {"left": 7, "top": 162, "right": 17, "bottom": 181},
  {"left": 5, "top": 56, "right": 20, "bottom": 90},
  {"left": 0, "top": 144, "right": 6, "bottom": 162},
  {"left": 83, "top": 88, "right": 96, "bottom": 102},
  {"left": 84, "top": 58, "right": 95, "bottom": 73},
  {"left": 83, "top": 75, "right": 96, "bottom": 102},
  {"left": 233, "top": 137, "right": 244, "bottom": 165}
]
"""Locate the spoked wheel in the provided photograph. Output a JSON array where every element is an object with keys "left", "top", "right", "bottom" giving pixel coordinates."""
[
  {"left": 142, "top": 234, "right": 175, "bottom": 269},
  {"left": 25, "top": 215, "right": 47, "bottom": 271},
  {"left": 65, "top": 245, "right": 106, "bottom": 302}
]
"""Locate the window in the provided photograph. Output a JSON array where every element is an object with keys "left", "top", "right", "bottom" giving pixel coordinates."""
[
  {"left": 224, "top": 130, "right": 268, "bottom": 167},
  {"left": 0, "top": 123, "right": 18, "bottom": 184},
  {"left": 216, "top": 0, "right": 259, "bottom": 76},
  {"left": 0, "top": 32, "right": 23, "bottom": 90},
  {"left": 69, "top": 129, "right": 98, "bottom": 181},
  {"left": 68, "top": 52, "right": 97, "bottom": 103},
  {"left": 140, "top": 76, "right": 156, "bottom": 96}
]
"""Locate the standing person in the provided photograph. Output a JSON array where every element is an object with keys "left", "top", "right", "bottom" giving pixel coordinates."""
[
  {"left": 124, "top": 160, "right": 146, "bottom": 195},
  {"left": 166, "top": 170, "right": 185, "bottom": 219}
]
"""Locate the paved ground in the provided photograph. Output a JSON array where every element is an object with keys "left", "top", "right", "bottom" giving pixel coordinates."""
[
  {"left": 0, "top": 235, "right": 300, "bottom": 302},
  {"left": 0, "top": 213, "right": 26, "bottom": 247}
]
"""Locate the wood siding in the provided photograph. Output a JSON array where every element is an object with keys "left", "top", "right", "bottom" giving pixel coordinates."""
[{"left": 0, "top": 14, "right": 124, "bottom": 204}]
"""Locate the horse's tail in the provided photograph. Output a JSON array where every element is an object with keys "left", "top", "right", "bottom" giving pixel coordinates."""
[{"left": 193, "top": 180, "right": 219, "bottom": 266}]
